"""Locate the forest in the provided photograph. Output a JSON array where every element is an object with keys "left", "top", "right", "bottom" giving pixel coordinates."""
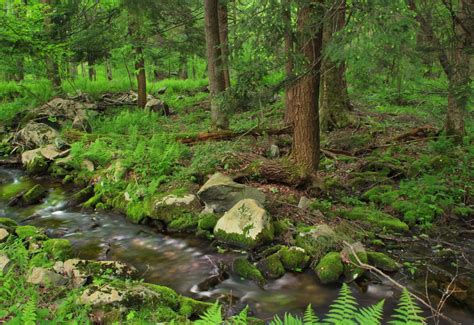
[{"left": 0, "top": 0, "right": 473, "bottom": 324}]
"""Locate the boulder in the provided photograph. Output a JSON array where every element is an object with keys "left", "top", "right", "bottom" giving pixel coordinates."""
[
  {"left": 0, "top": 253, "right": 11, "bottom": 273},
  {"left": 42, "top": 239, "right": 73, "bottom": 260},
  {"left": 278, "top": 246, "right": 310, "bottom": 272},
  {"left": 152, "top": 194, "right": 200, "bottom": 225},
  {"left": 79, "top": 285, "right": 123, "bottom": 306},
  {"left": 21, "top": 149, "right": 49, "bottom": 175},
  {"left": 72, "top": 111, "right": 92, "bottom": 132},
  {"left": 314, "top": 252, "right": 344, "bottom": 284},
  {"left": 367, "top": 252, "right": 400, "bottom": 272},
  {"left": 295, "top": 224, "right": 337, "bottom": 258},
  {"left": 214, "top": 199, "right": 274, "bottom": 249},
  {"left": 256, "top": 253, "right": 285, "bottom": 279},
  {"left": 39, "top": 144, "right": 70, "bottom": 160},
  {"left": 14, "top": 122, "right": 58, "bottom": 149},
  {"left": 341, "top": 242, "right": 368, "bottom": 281},
  {"left": 22, "top": 184, "right": 47, "bottom": 205},
  {"left": 32, "top": 98, "right": 95, "bottom": 128},
  {"left": 197, "top": 173, "right": 265, "bottom": 213},
  {"left": 145, "top": 98, "right": 172, "bottom": 116},
  {"left": 232, "top": 257, "right": 265, "bottom": 284},
  {"left": 27, "top": 267, "right": 68, "bottom": 287},
  {"left": 0, "top": 228, "right": 9, "bottom": 243}
]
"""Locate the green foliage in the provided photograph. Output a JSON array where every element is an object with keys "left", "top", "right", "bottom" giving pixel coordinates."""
[
  {"left": 389, "top": 289, "right": 425, "bottom": 325},
  {"left": 194, "top": 302, "right": 223, "bottom": 325},
  {"left": 324, "top": 283, "right": 359, "bottom": 323}
]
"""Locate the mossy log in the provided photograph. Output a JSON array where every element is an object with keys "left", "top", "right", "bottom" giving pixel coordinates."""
[{"left": 228, "top": 153, "right": 308, "bottom": 186}]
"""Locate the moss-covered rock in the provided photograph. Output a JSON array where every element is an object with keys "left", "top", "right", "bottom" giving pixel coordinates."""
[
  {"left": 314, "top": 252, "right": 344, "bottom": 284},
  {"left": 15, "top": 225, "right": 44, "bottom": 240},
  {"left": 214, "top": 199, "right": 274, "bottom": 249},
  {"left": 273, "top": 218, "right": 293, "bottom": 236},
  {"left": 22, "top": 184, "right": 47, "bottom": 205},
  {"left": 295, "top": 224, "right": 338, "bottom": 259},
  {"left": 338, "top": 207, "right": 409, "bottom": 232},
  {"left": 152, "top": 193, "right": 201, "bottom": 224},
  {"left": 278, "top": 246, "right": 310, "bottom": 272},
  {"left": 68, "top": 186, "right": 94, "bottom": 208},
  {"left": 341, "top": 242, "right": 368, "bottom": 281},
  {"left": 42, "top": 239, "right": 73, "bottom": 260},
  {"left": 0, "top": 217, "right": 18, "bottom": 230},
  {"left": 197, "top": 213, "right": 219, "bottom": 231},
  {"left": 367, "top": 252, "right": 400, "bottom": 272},
  {"left": 167, "top": 213, "right": 200, "bottom": 232},
  {"left": 256, "top": 253, "right": 285, "bottom": 279},
  {"left": 233, "top": 257, "right": 265, "bottom": 284},
  {"left": 178, "top": 297, "right": 213, "bottom": 318}
]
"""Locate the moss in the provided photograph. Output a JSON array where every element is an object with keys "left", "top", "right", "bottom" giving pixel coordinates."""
[
  {"left": 15, "top": 225, "right": 43, "bottom": 239},
  {"left": 349, "top": 171, "right": 391, "bottom": 189},
  {"left": 82, "top": 193, "right": 103, "bottom": 209},
  {"left": 22, "top": 184, "right": 47, "bottom": 205},
  {"left": 314, "top": 252, "right": 344, "bottom": 284},
  {"left": 0, "top": 180, "right": 34, "bottom": 200},
  {"left": 142, "top": 283, "right": 179, "bottom": 309},
  {"left": 69, "top": 186, "right": 94, "bottom": 207},
  {"left": 294, "top": 225, "right": 338, "bottom": 260},
  {"left": 362, "top": 185, "right": 396, "bottom": 203},
  {"left": 42, "top": 239, "right": 73, "bottom": 260},
  {"left": 256, "top": 253, "right": 285, "bottom": 279},
  {"left": 273, "top": 219, "right": 293, "bottom": 236},
  {"left": 154, "top": 305, "right": 179, "bottom": 322},
  {"left": 0, "top": 217, "right": 18, "bottom": 229},
  {"left": 259, "top": 244, "right": 284, "bottom": 258},
  {"left": 178, "top": 297, "right": 213, "bottom": 318},
  {"left": 233, "top": 257, "right": 265, "bottom": 284},
  {"left": 26, "top": 156, "right": 49, "bottom": 175},
  {"left": 197, "top": 213, "right": 219, "bottom": 231},
  {"left": 367, "top": 252, "right": 400, "bottom": 272},
  {"left": 338, "top": 206, "right": 409, "bottom": 232},
  {"left": 342, "top": 245, "right": 368, "bottom": 281},
  {"left": 167, "top": 213, "right": 200, "bottom": 232},
  {"left": 278, "top": 246, "right": 310, "bottom": 272}
]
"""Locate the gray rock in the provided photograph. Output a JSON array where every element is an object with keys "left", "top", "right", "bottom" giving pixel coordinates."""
[
  {"left": 14, "top": 122, "right": 58, "bottom": 150},
  {"left": 0, "top": 228, "right": 9, "bottom": 242},
  {"left": 27, "top": 267, "right": 68, "bottom": 287},
  {"left": 268, "top": 144, "right": 280, "bottom": 158},
  {"left": 214, "top": 199, "right": 274, "bottom": 249},
  {"left": 157, "top": 86, "right": 167, "bottom": 95},
  {"left": 298, "top": 196, "right": 313, "bottom": 210},
  {"left": 155, "top": 194, "right": 197, "bottom": 208},
  {"left": 145, "top": 98, "right": 171, "bottom": 116},
  {"left": 0, "top": 254, "right": 11, "bottom": 273},
  {"left": 79, "top": 285, "right": 123, "bottom": 305},
  {"left": 197, "top": 173, "right": 265, "bottom": 213}
]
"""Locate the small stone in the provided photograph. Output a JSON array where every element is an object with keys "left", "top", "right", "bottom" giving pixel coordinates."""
[
  {"left": 157, "top": 86, "right": 167, "bottom": 94},
  {"left": 298, "top": 196, "right": 313, "bottom": 210},
  {"left": 256, "top": 253, "right": 285, "bottom": 279},
  {"left": 278, "top": 246, "right": 310, "bottom": 272},
  {"left": 78, "top": 285, "right": 123, "bottom": 305},
  {"left": 0, "top": 254, "right": 11, "bottom": 273},
  {"left": 315, "top": 252, "right": 344, "bottom": 284},
  {"left": 81, "top": 159, "right": 95, "bottom": 172},
  {"left": 268, "top": 144, "right": 280, "bottom": 158},
  {"left": 27, "top": 267, "right": 68, "bottom": 287},
  {"left": 22, "top": 184, "right": 47, "bottom": 205},
  {"left": 233, "top": 257, "right": 265, "bottom": 284},
  {"left": 0, "top": 228, "right": 9, "bottom": 243}
]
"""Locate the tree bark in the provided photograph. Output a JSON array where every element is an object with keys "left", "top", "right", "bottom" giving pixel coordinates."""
[
  {"left": 218, "top": 1, "right": 231, "bottom": 89},
  {"left": 41, "top": 0, "right": 61, "bottom": 91},
  {"left": 135, "top": 46, "right": 147, "bottom": 108},
  {"left": 88, "top": 61, "right": 96, "bottom": 81},
  {"left": 282, "top": 0, "right": 295, "bottom": 125},
  {"left": 319, "top": 0, "right": 351, "bottom": 132},
  {"left": 179, "top": 55, "right": 188, "bottom": 79},
  {"left": 287, "top": 1, "right": 324, "bottom": 173},
  {"left": 106, "top": 59, "right": 113, "bottom": 81},
  {"left": 204, "top": 0, "right": 229, "bottom": 129}
]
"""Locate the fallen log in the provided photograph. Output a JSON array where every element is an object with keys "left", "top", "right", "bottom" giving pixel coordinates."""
[{"left": 177, "top": 126, "right": 293, "bottom": 144}]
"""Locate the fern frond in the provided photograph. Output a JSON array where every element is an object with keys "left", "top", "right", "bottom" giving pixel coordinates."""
[
  {"left": 195, "top": 302, "right": 222, "bottom": 325},
  {"left": 230, "top": 306, "right": 249, "bottom": 325},
  {"left": 303, "top": 304, "right": 319, "bottom": 325},
  {"left": 324, "top": 283, "right": 358, "bottom": 324},
  {"left": 355, "top": 300, "right": 384, "bottom": 325},
  {"left": 270, "top": 314, "right": 284, "bottom": 325},
  {"left": 269, "top": 313, "right": 303, "bottom": 325},
  {"left": 389, "top": 289, "right": 425, "bottom": 325},
  {"left": 21, "top": 296, "right": 37, "bottom": 325}
]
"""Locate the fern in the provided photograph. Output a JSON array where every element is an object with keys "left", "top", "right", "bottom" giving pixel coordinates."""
[
  {"left": 21, "top": 296, "right": 38, "bottom": 325},
  {"left": 303, "top": 304, "right": 319, "bottom": 325},
  {"left": 231, "top": 306, "right": 249, "bottom": 325},
  {"left": 194, "top": 302, "right": 223, "bottom": 325},
  {"left": 324, "top": 283, "right": 358, "bottom": 324},
  {"left": 355, "top": 300, "right": 385, "bottom": 325},
  {"left": 270, "top": 313, "right": 303, "bottom": 325},
  {"left": 389, "top": 289, "right": 426, "bottom": 325}
]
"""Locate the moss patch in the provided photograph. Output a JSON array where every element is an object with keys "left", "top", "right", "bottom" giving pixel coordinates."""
[
  {"left": 233, "top": 257, "right": 265, "bottom": 284},
  {"left": 22, "top": 184, "right": 47, "bottom": 205},
  {"left": 338, "top": 206, "right": 409, "bottom": 232},
  {"left": 15, "top": 225, "right": 44, "bottom": 240},
  {"left": 278, "top": 246, "right": 310, "bottom": 272},
  {"left": 314, "top": 252, "right": 344, "bottom": 284},
  {"left": 256, "top": 253, "right": 285, "bottom": 279},
  {"left": 367, "top": 251, "right": 400, "bottom": 272},
  {"left": 167, "top": 213, "right": 200, "bottom": 232},
  {"left": 42, "top": 239, "right": 73, "bottom": 260},
  {"left": 197, "top": 213, "right": 219, "bottom": 231},
  {"left": 178, "top": 297, "right": 213, "bottom": 318}
]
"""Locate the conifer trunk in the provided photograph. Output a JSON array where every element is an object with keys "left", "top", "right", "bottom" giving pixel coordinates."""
[
  {"left": 283, "top": 0, "right": 295, "bottom": 126},
  {"left": 204, "top": 0, "right": 229, "bottom": 129},
  {"left": 288, "top": 2, "right": 324, "bottom": 173},
  {"left": 135, "top": 46, "right": 147, "bottom": 108},
  {"left": 218, "top": 1, "right": 231, "bottom": 89}
]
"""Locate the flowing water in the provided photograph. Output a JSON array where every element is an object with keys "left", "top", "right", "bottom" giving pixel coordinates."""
[{"left": 0, "top": 167, "right": 472, "bottom": 323}]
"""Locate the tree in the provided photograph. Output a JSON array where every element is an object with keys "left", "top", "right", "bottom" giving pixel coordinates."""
[
  {"left": 218, "top": 0, "right": 231, "bottom": 88},
  {"left": 319, "top": 0, "right": 352, "bottom": 131},
  {"left": 204, "top": 0, "right": 229, "bottom": 129},
  {"left": 41, "top": 0, "right": 61, "bottom": 91},
  {"left": 282, "top": 0, "right": 295, "bottom": 125},
  {"left": 407, "top": 0, "right": 473, "bottom": 142},
  {"left": 287, "top": 0, "right": 324, "bottom": 173}
]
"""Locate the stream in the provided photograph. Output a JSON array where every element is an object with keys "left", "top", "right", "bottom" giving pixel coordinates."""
[{"left": 1, "top": 167, "right": 472, "bottom": 323}]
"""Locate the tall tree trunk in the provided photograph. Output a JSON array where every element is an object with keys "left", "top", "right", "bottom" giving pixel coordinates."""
[
  {"left": 81, "top": 62, "right": 86, "bottom": 78},
  {"left": 15, "top": 58, "right": 24, "bottom": 82},
  {"left": 204, "top": 0, "right": 229, "bottom": 129},
  {"left": 288, "top": 1, "right": 324, "bottom": 173},
  {"left": 41, "top": 0, "right": 61, "bottom": 91},
  {"left": 106, "top": 59, "right": 113, "bottom": 81},
  {"left": 88, "top": 61, "right": 96, "bottom": 81},
  {"left": 319, "top": 0, "right": 351, "bottom": 131},
  {"left": 283, "top": 0, "right": 295, "bottom": 125},
  {"left": 135, "top": 46, "right": 147, "bottom": 108},
  {"left": 218, "top": 1, "right": 231, "bottom": 89},
  {"left": 68, "top": 62, "right": 77, "bottom": 79},
  {"left": 179, "top": 55, "right": 188, "bottom": 79}
]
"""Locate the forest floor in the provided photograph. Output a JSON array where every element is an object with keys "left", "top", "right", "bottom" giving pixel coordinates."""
[{"left": 0, "top": 76, "right": 473, "bottom": 323}]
